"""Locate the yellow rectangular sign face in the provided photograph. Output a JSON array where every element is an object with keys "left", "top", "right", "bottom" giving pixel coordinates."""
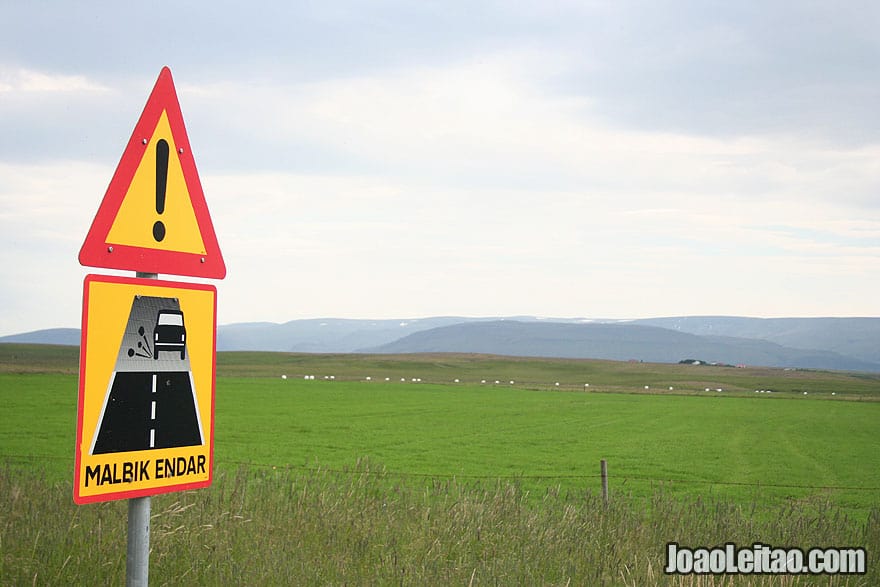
[{"left": 75, "top": 274, "right": 216, "bottom": 504}]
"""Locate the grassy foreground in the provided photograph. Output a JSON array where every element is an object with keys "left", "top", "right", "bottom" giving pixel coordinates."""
[{"left": 2, "top": 464, "right": 878, "bottom": 586}]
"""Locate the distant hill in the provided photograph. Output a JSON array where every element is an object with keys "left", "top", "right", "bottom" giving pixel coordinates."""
[
  {"left": 215, "top": 317, "right": 498, "bottom": 352},
  {"left": 2, "top": 316, "right": 878, "bottom": 372},
  {"left": 365, "top": 320, "right": 880, "bottom": 372},
  {"left": 0, "top": 328, "right": 81, "bottom": 346},
  {"left": 631, "top": 316, "right": 880, "bottom": 365}
]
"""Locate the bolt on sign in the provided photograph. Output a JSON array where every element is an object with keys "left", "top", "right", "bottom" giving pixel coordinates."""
[{"left": 75, "top": 67, "right": 225, "bottom": 504}]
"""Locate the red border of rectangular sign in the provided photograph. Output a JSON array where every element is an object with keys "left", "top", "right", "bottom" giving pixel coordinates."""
[{"left": 74, "top": 274, "right": 217, "bottom": 504}]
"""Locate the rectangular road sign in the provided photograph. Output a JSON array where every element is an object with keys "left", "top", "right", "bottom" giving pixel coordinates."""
[{"left": 75, "top": 274, "right": 217, "bottom": 504}]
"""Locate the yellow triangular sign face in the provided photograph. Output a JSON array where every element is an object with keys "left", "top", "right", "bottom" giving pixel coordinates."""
[
  {"left": 79, "top": 67, "right": 225, "bottom": 278},
  {"left": 106, "top": 111, "right": 206, "bottom": 254}
]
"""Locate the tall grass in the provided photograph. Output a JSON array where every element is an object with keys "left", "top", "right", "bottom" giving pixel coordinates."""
[{"left": 2, "top": 463, "right": 877, "bottom": 586}]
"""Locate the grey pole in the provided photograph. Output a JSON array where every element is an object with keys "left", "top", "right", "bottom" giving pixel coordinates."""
[
  {"left": 126, "top": 271, "right": 158, "bottom": 587},
  {"left": 126, "top": 496, "right": 151, "bottom": 587}
]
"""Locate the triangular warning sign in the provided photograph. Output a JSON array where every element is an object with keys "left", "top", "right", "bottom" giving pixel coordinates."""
[{"left": 79, "top": 67, "right": 226, "bottom": 279}]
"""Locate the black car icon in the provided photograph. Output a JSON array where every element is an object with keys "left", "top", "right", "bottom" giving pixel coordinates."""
[{"left": 154, "top": 309, "right": 186, "bottom": 360}]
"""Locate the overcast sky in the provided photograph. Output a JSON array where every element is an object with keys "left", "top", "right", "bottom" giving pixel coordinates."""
[{"left": 2, "top": 1, "right": 878, "bottom": 336}]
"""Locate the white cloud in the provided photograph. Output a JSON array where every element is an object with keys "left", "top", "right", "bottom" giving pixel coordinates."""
[
  {"left": 0, "top": 161, "right": 112, "bottom": 334},
  {"left": 0, "top": 67, "right": 110, "bottom": 94},
  {"left": 185, "top": 51, "right": 880, "bottom": 208},
  {"left": 0, "top": 160, "right": 110, "bottom": 241}
]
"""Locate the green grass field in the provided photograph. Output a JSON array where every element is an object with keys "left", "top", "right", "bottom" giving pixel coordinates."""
[
  {"left": 2, "top": 344, "right": 878, "bottom": 512},
  {"left": 215, "top": 377, "right": 880, "bottom": 511},
  {"left": 1, "top": 344, "right": 879, "bottom": 585}
]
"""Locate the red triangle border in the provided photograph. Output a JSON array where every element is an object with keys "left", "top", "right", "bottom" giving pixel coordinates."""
[{"left": 79, "top": 67, "right": 226, "bottom": 279}]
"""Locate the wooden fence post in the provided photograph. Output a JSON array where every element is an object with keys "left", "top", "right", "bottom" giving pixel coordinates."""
[{"left": 601, "top": 459, "right": 608, "bottom": 505}]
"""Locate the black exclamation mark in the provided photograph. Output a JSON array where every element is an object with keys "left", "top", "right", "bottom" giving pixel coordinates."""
[{"left": 153, "top": 139, "right": 169, "bottom": 242}]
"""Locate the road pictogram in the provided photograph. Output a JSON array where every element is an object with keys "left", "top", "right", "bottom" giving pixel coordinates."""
[{"left": 90, "top": 295, "right": 203, "bottom": 455}]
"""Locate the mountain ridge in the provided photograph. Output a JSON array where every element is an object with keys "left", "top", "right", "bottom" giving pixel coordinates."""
[
  {"left": 2, "top": 315, "right": 877, "bottom": 372},
  {"left": 364, "top": 320, "right": 880, "bottom": 372}
]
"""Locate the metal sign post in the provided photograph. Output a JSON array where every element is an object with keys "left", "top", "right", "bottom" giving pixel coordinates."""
[
  {"left": 127, "top": 496, "right": 151, "bottom": 586},
  {"left": 75, "top": 68, "right": 226, "bottom": 586},
  {"left": 124, "top": 271, "right": 157, "bottom": 587}
]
